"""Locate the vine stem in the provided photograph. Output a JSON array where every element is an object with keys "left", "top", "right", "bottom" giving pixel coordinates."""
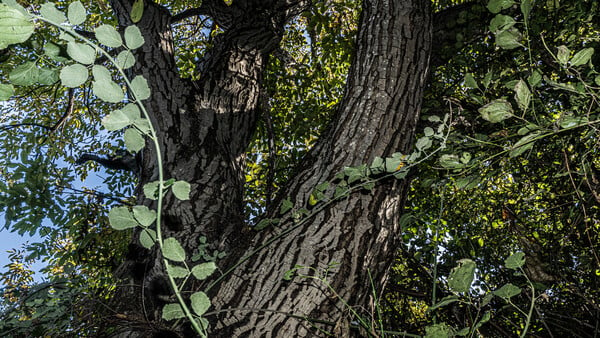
[{"left": 31, "top": 14, "right": 204, "bottom": 335}]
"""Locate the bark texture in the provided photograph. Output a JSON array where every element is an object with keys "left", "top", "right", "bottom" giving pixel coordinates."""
[
  {"left": 211, "top": 0, "right": 432, "bottom": 336},
  {"left": 105, "top": 0, "right": 431, "bottom": 336}
]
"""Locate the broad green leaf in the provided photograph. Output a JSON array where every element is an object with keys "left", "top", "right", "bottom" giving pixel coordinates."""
[
  {"left": 224, "top": 0, "right": 233, "bottom": 6},
  {"left": 139, "top": 228, "right": 156, "bottom": 249},
  {"left": 163, "top": 237, "right": 186, "bottom": 262},
  {"left": 570, "top": 48, "right": 594, "bottom": 67},
  {"left": 280, "top": 198, "right": 293, "bottom": 214},
  {"left": 9, "top": 61, "right": 38, "bottom": 86},
  {"left": 527, "top": 70, "right": 542, "bottom": 87},
  {"left": 439, "top": 154, "right": 464, "bottom": 169},
  {"left": 190, "top": 291, "right": 211, "bottom": 316},
  {"left": 131, "top": 75, "right": 150, "bottom": 100},
  {"left": 172, "top": 181, "right": 191, "bottom": 200},
  {"left": 428, "top": 295, "right": 459, "bottom": 312},
  {"left": 495, "top": 28, "right": 522, "bottom": 49},
  {"left": 167, "top": 265, "right": 190, "bottom": 279},
  {"left": 424, "top": 323, "right": 453, "bottom": 338},
  {"left": 0, "top": 4, "right": 34, "bottom": 49},
  {"left": 93, "top": 79, "right": 124, "bottom": 103},
  {"left": 40, "top": 3, "right": 66, "bottom": 24},
  {"left": 448, "top": 259, "right": 476, "bottom": 293},
  {"left": 60, "top": 64, "right": 88, "bottom": 87},
  {"left": 423, "top": 127, "right": 434, "bottom": 137},
  {"left": 464, "top": 73, "right": 478, "bottom": 89},
  {"left": 191, "top": 262, "right": 217, "bottom": 280},
  {"left": 0, "top": 83, "right": 14, "bottom": 100},
  {"left": 95, "top": 24, "right": 122, "bottom": 48},
  {"left": 517, "top": 123, "right": 539, "bottom": 135},
  {"left": 124, "top": 128, "right": 145, "bottom": 152},
  {"left": 125, "top": 25, "right": 144, "bottom": 49},
  {"left": 556, "top": 45, "right": 570, "bottom": 66},
  {"left": 489, "top": 14, "right": 515, "bottom": 33},
  {"left": 162, "top": 303, "right": 185, "bottom": 321},
  {"left": 416, "top": 136, "right": 432, "bottom": 151},
  {"left": 474, "top": 311, "right": 491, "bottom": 330},
  {"left": 130, "top": 0, "right": 144, "bottom": 23},
  {"left": 133, "top": 118, "right": 152, "bottom": 135},
  {"left": 37, "top": 67, "right": 58, "bottom": 85},
  {"left": 487, "top": 0, "right": 514, "bottom": 13},
  {"left": 493, "top": 283, "right": 521, "bottom": 299},
  {"left": 122, "top": 103, "right": 141, "bottom": 120},
  {"left": 132, "top": 205, "right": 156, "bottom": 227},
  {"left": 559, "top": 115, "right": 588, "bottom": 129},
  {"left": 67, "top": 41, "right": 96, "bottom": 64},
  {"left": 102, "top": 109, "right": 131, "bottom": 131},
  {"left": 478, "top": 99, "right": 513, "bottom": 123},
  {"left": 1, "top": 0, "right": 27, "bottom": 14},
  {"left": 514, "top": 80, "right": 531, "bottom": 111},
  {"left": 143, "top": 181, "right": 160, "bottom": 200},
  {"left": 108, "top": 206, "right": 137, "bottom": 230},
  {"left": 460, "top": 152, "right": 471, "bottom": 164},
  {"left": 92, "top": 65, "right": 112, "bottom": 82},
  {"left": 44, "top": 42, "right": 68, "bottom": 62},
  {"left": 116, "top": 50, "right": 136, "bottom": 69},
  {"left": 505, "top": 252, "right": 526, "bottom": 269},
  {"left": 520, "top": 0, "right": 532, "bottom": 19},
  {"left": 509, "top": 132, "right": 539, "bottom": 158},
  {"left": 67, "top": 1, "right": 86, "bottom": 25}
]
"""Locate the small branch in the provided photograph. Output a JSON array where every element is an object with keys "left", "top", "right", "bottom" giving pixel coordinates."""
[
  {"left": 0, "top": 123, "right": 53, "bottom": 131},
  {"left": 171, "top": 7, "right": 207, "bottom": 23}
]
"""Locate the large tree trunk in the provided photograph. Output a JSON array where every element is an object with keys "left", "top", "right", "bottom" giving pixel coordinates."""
[{"left": 106, "top": 0, "right": 431, "bottom": 336}]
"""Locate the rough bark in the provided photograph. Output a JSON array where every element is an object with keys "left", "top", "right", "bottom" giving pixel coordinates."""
[
  {"left": 105, "top": 0, "right": 431, "bottom": 336},
  {"left": 210, "top": 0, "right": 432, "bottom": 336}
]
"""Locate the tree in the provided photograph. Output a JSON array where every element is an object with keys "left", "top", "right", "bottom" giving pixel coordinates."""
[{"left": 1, "top": 0, "right": 599, "bottom": 337}]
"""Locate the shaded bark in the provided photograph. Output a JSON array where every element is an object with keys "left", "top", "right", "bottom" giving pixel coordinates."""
[{"left": 105, "top": 0, "right": 431, "bottom": 336}]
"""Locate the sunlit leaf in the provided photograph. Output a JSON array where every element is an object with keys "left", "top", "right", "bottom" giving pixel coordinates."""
[
  {"left": 67, "top": 41, "right": 96, "bottom": 65},
  {"left": 172, "top": 181, "right": 190, "bottom": 200},
  {"left": 448, "top": 259, "right": 476, "bottom": 293},
  {"left": 95, "top": 24, "right": 122, "bottom": 48},
  {"left": 132, "top": 205, "right": 156, "bottom": 227},
  {"left": 108, "top": 206, "right": 137, "bottom": 230},
  {"left": 190, "top": 291, "right": 211, "bottom": 316},
  {"left": 67, "top": 1, "right": 86, "bottom": 25},
  {"left": 93, "top": 79, "right": 124, "bottom": 103},
  {"left": 125, "top": 25, "right": 144, "bottom": 49},
  {"left": 0, "top": 83, "right": 14, "bottom": 100},
  {"left": 40, "top": 3, "right": 66, "bottom": 24},
  {"left": 162, "top": 303, "right": 185, "bottom": 320},
  {"left": 0, "top": 4, "right": 34, "bottom": 49},
  {"left": 191, "top": 262, "right": 217, "bottom": 280},
  {"left": 505, "top": 252, "right": 526, "bottom": 269},
  {"left": 60, "top": 64, "right": 88, "bottom": 87},
  {"left": 493, "top": 283, "right": 521, "bottom": 299},
  {"left": 163, "top": 238, "right": 186, "bottom": 262},
  {"left": 131, "top": 75, "right": 150, "bottom": 100},
  {"left": 124, "top": 128, "right": 145, "bottom": 152}
]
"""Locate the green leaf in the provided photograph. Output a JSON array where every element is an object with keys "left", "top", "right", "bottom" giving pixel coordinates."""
[
  {"left": 448, "top": 259, "right": 476, "bottom": 293},
  {"left": 190, "top": 291, "right": 211, "bottom": 316},
  {"left": 428, "top": 295, "right": 459, "bottom": 312},
  {"left": 487, "top": 0, "right": 515, "bottom": 13},
  {"left": 40, "top": 3, "right": 66, "bottom": 24},
  {"left": 162, "top": 303, "right": 185, "bottom": 321},
  {"left": 559, "top": 115, "right": 588, "bottom": 129},
  {"left": 133, "top": 118, "right": 152, "bottom": 135},
  {"left": 92, "top": 65, "right": 112, "bottom": 82},
  {"left": 493, "top": 283, "right": 521, "bottom": 299},
  {"left": 44, "top": 42, "right": 68, "bottom": 62},
  {"left": 166, "top": 265, "right": 190, "bottom": 279},
  {"left": 556, "top": 45, "right": 570, "bottom": 66},
  {"left": 108, "top": 206, "right": 137, "bottom": 230},
  {"left": 139, "top": 228, "right": 156, "bottom": 249},
  {"left": 505, "top": 252, "right": 526, "bottom": 269},
  {"left": 280, "top": 198, "right": 293, "bottom": 214},
  {"left": 0, "top": 4, "right": 34, "bottom": 49},
  {"left": 122, "top": 103, "right": 141, "bottom": 120},
  {"left": 191, "top": 262, "right": 217, "bottom": 280},
  {"left": 514, "top": 80, "right": 531, "bottom": 111},
  {"left": 93, "top": 79, "right": 124, "bottom": 103},
  {"left": 570, "top": 48, "right": 594, "bottom": 67},
  {"left": 116, "top": 50, "right": 136, "bottom": 69},
  {"left": 67, "top": 41, "right": 96, "bottom": 64},
  {"left": 172, "top": 181, "right": 191, "bottom": 200},
  {"left": 489, "top": 14, "right": 515, "bottom": 33},
  {"left": 416, "top": 136, "right": 432, "bottom": 151},
  {"left": 124, "top": 128, "right": 145, "bottom": 152},
  {"left": 464, "top": 73, "right": 478, "bottom": 89},
  {"left": 495, "top": 28, "right": 522, "bottom": 49},
  {"left": 474, "top": 311, "right": 491, "bottom": 330},
  {"left": 0, "top": 83, "right": 14, "bottom": 100},
  {"left": 131, "top": 75, "right": 150, "bottom": 100},
  {"left": 132, "top": 205, "right": 156, "bottom": 227},
  {"left": 95, "top": 24, "right": 122, "bottom": 48},
  {"left": 424, "top": 323, "right": 453, "bottom": 338},
  {"left": 439, "top": 154, "right": 465, "bottom": 169},
  {"left": 37, "top": 67, "right": 58, "bottom": 85},
  {"left": 102, "top": 110, "right": 131, "bottom": 131},
  {"left": 9, "top": 61, "right": 38, "bottom": 86},
  {"left": 130, "top": 0, "right": 144, "bottom": 23},
  {"left": 125, "top": 25, "right": 144, "bottom": 49},
  {"left": 528, "top": 70, "right": 542, "bottom": 88},
  {"left": 509, "top": 132, "right": 539, "bottom": 158},
  {"left": 478, "top": 99, "right": 513, "bottom": 123},
  {"left": 67, "top": 1, "right": 86, "bottom": 25},
  {"left": 163, "top": 237, "right": 186, "bottom": 262},
  {"left": 60, "top": 64, "right": 88, "bottom": 88},
  {"left": 143, "top": 181, "right": 160, "bottom": 200},
  {"left": 520, "top": 0, "right": 532, "bottom": 18}
]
